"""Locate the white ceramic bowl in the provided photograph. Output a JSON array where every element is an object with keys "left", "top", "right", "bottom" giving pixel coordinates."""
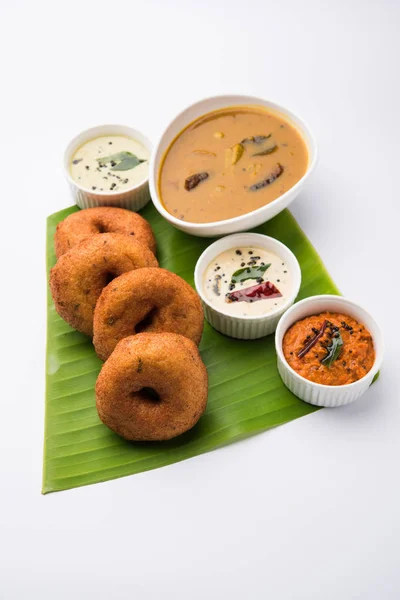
[
  {"left": 64, "top": 124, "right": 152, "bottom": 211},
  {"left": 194, "top": 232, "right": 301, "bottom": 339},
  {"left": 275, "top": 295, "right": 384, "bottom": 407},
  {"left": 149, "top": 94, "right": 317, "bottom": 237}
]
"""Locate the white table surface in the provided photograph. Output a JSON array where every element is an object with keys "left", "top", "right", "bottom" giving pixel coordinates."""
[{"left": 1, "top": 0, "right": 399, "bottom": 597}]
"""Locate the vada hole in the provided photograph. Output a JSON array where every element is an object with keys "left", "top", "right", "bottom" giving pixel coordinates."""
[
  {"left": 103, "top": 271, "right": 117, "bottom": 286},
  {"left": 132, "top": 387, "right": 161, "bottom": 403},
  {"left": 136, "top": 307, "right": 159, "bottom": 333},
  {"left": 95, "top": 222, "right": 108, "bottom": 233}
]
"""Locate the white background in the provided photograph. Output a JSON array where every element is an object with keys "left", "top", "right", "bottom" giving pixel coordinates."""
[{"left": 0, "top": 0, "right": 399, "bottom": 598}]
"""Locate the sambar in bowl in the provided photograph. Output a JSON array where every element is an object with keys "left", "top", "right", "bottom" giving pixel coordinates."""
[{"left": 149, "top": 95, "right": 317, "bottom": 237}]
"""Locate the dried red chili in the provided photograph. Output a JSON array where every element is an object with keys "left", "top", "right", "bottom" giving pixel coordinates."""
[
  {"left": 249, "top": 163, "right": 284, "bottom": 191},
  {"left": 184, "top": 172, "right": 209, "bottom": 191},
  {"left": 297, "top": 320, "right": 327, "bottom": 359},
  {"left": 225, "top": 281, "right": 282, "bottom": 303}
]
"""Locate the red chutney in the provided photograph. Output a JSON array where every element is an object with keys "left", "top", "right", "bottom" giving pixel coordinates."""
[{"left": 283, "top": 312, "right": 375, "bottom": 386}]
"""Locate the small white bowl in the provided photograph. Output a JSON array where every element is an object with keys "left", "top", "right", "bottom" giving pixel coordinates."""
[
  {"left": 194, "top": 232, "right": 301, "bottom": 339},
  {"left": 149, "top": 94, "right": 317, "bottom": 237},
  {"left": 64, "top": 124, "right": 152, "bottom": 212},
  {"left": 275, "top": 295, "right": 384, "bottom": 407}
]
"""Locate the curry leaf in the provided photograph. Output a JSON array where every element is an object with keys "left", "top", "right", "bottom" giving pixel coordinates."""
[
  {"left": 97, "top": 151, "right": 133, "bottom": 163},
  {"left": 321, "top": 332, "right": 344, "bottom": 368},
  {"left": 252, "top": 136, "right": 278, "bottom": 157},
  {"left": 96, "top": 151, "right": 145, "bottom": 171},
  {"left": 231, "top": 263, "right": 271, "bottom": 284},
  {"left": 241, "top": 134, "right": 271, "bottom": 144},
  {"left": 112, "top": 156, "right": 144, "bottom": 171},
  {"left": 252, "top": 144, "right": 278, "bottom": 157}
]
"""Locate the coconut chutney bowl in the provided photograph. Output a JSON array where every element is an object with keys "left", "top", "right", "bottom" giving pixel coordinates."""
[
  {"left": 149, "top": 94, "right": 318, "bottom": 237},
  {"left": 194, "top": 232, "right": 301, "bottom": 339},
  {"left": 64, "top": 124, "right": 152, "bottom": 212}
]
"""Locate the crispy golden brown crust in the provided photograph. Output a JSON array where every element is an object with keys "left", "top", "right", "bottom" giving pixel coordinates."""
[
  {"left": 95, "top": 333, "right": 208, "bottom": 441},
  {"left": 50, "top": 234, "right": 158, "bottom": 337},
  {"left": 93, "top": 268, "right": 204, "bottom": 361},
  {"left": 54, "top": 207, "right": 157, "bottom": 258}
]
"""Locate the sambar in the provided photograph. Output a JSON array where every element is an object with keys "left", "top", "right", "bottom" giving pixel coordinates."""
[{"left": 158, "top": 106, "right": 308, "bottom": 223}]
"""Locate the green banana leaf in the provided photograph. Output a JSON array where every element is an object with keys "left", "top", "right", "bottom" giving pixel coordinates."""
[{"left": 44, "top": 204, "right": 339, "bottom": 494}]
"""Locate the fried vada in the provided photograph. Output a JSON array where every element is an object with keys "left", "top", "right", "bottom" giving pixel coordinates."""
[
  {"left": 50, "top": 233, "right": 158, "bottom": 336},
  {"left": 93, "top": 268, "right": 204, "bottom": 360},
  {"left": 95, "top": 333, "right": 208, "bottom": 441},
  {"left": 54, "top": 207, "right": 156, "bottom": 258}
]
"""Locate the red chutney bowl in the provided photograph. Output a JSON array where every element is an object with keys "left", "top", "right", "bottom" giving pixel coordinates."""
[{"left": 275, "top": 295, "right": 384, "bottom": 407}]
